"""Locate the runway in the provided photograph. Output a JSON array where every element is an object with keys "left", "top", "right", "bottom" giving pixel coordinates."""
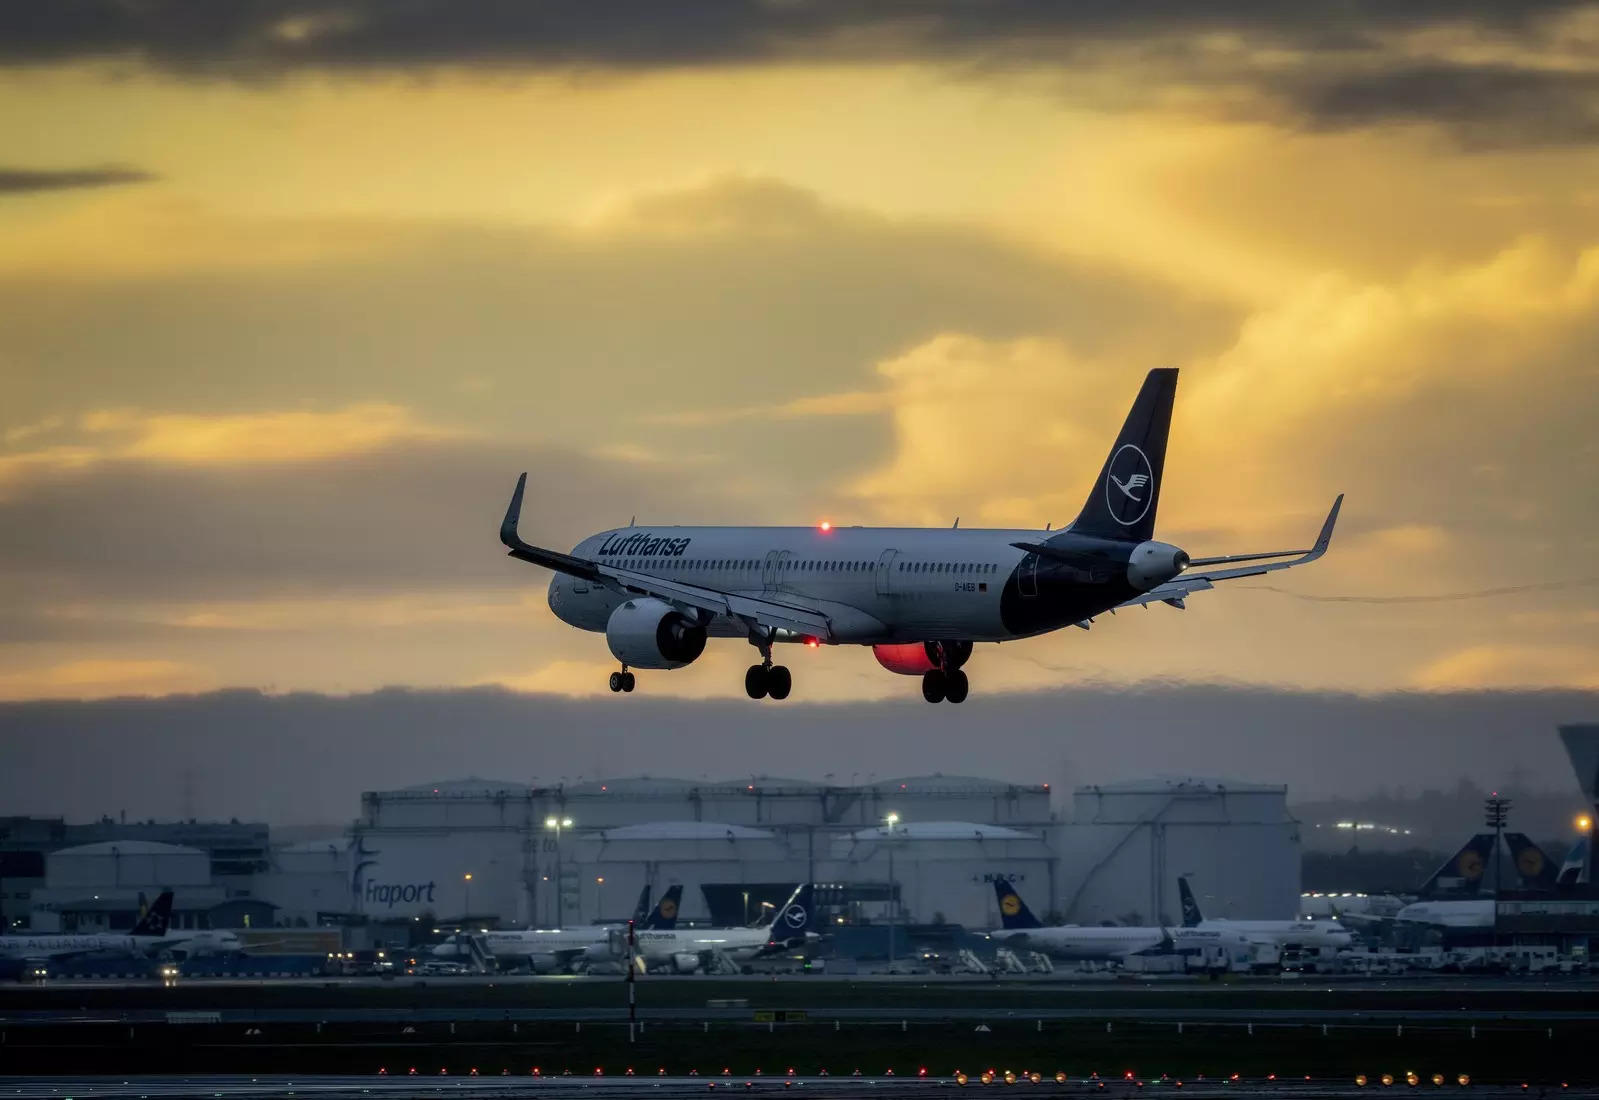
[{"left": 3, "top": 1078, "right": 1596, "bottom": 1099}]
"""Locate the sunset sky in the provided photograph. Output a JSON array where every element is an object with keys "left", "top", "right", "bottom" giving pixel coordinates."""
[{"left": 2, "top": 2, "right": 1597, "bottom": 704}]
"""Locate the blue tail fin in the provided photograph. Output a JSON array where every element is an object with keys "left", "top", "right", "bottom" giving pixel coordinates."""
[
  {"left": 132, "top": 890, "right": 174, "bottom": 937},
  {"left": 1505, "top": 833, "right": 1559, "bottom": 891},
  {"left": 641, "top": 885, "right": 683, "bottom": 930},
  {"left": 767, "top": 883, "right": 816, "bottom": 946},
  {"left": 631, "top": 886, "right": 651, "bottom": 923},
  {"left": 1558, "top": 836, "right": 1589, "bottom": 887},
  {"left": 1419, "top": 833, "right": 1495, "bottom": 896},
  {"left": 1177, "top": 877, "right": 1203, "bottom": 927},
  {"left": 1068, "top": 368, "right": 1177, "bottom": 543},
  {"left": 993, "top": 878, "right": 1043, "bottom": 930}
]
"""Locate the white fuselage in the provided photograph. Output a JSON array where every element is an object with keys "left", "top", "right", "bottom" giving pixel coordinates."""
[
  {"left": 547, "top": 525, "right": 1097, "bottom": 644},
  {"left": 624, "top": 925, "right": 778, "bottom": 966},
  {"left": 1394, "top": 899, "right": 1496, "bottom": 929},
  {"left": 434, "top": 927, "right": 609, "bottom": 964},
  {"left": 991, "top": 925, "right": 1254, "bottom": 965},
  {"left": 0, "top": 928, "right": 236, "bottom": 961},
  {"left": 1191, "top": 918, "right": 1353, "bottom": 949}
]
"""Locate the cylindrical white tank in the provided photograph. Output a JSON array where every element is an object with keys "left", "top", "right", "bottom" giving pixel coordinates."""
[
  {"left": 1058, "top": 778, "right": 1299, "bottom": 925},
  {"left": 46, "top": 840, "right": 211, "bottom": 889}
]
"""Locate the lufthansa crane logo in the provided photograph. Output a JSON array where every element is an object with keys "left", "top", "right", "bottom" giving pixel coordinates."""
[
  {"left": 1457, "top": 850, "right": 1485, "bottom": 879},
  {"left": 1517, "top": 848, "right": 1545, "bottom": 877},
  {"left": 1000, "top": 894, "right": 1021, "bottom": 917},
  {"left": 659, "top": 897, "right": 678, "bottom": 920},
  {"left": 1104, "top": 444, "right": 1154, "bottom": 526},
  {"left": 783, "top": 904, "right": 808, "bottom": 929}
]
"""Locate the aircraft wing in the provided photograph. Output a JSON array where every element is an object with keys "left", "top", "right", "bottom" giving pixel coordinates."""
[
  {"left": 498, "top": 473, "right": 836, "bottom": 640},
  {"left": 1120, "top": 495, "right": 1342, "bottom": 611}
]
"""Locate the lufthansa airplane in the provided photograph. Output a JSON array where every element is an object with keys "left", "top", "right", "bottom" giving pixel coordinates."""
[{"left": 500, "top": 368, "right": 1341, "bottom": 702}]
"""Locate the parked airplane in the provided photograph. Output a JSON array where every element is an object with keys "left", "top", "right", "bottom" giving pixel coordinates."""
[
  {"left": 0, "top": 890, "right": 179, "bottom": 961},
  {"left": 1178, "top": 877, "right": 1353, "bottom": 949},
  {"left": 1389, "top": 834, "right": 1569, "bottom": 932},
  {"left": 609, "top": 883, "right": 820, "bottom": 973},
  {"left": 501, "top": 368, "right": 1342, "bottom": 701},
  {"left": 433, "top": 884, "right": 683, "bottom": 973},
  {"left": 987, "top": 879, "right": 1254, "bottom": 968}
]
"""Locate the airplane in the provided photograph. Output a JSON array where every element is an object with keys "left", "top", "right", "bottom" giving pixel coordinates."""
[
  {"left": 605, "top": 883, "right": 819, "bottom": 973},
  {"left": 987, "top": 879, "right": 1254, "bottom": 969},
  {"left": 499, "top": 367, "right": 1342, "bottom": 702},
  {"left": 0, "top": 890, "right": 185, "bottom": 962},
  {"left": 1388, "top": 834, "right": 1568, "bottom": 932},
  {"left": 432, "top": 884, "right": 683, "bottom": 972},
  {"left": 1178, "top": 877, "right": 1353, "bottom": 950}
]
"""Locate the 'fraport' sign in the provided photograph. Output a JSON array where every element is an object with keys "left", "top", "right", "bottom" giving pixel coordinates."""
[{"left": 364, "top": 879, "right": 438, "bottom": 909}]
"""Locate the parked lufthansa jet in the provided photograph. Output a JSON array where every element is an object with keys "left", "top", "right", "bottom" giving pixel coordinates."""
[{"left": 500, "top": 368, "right": 1341, "bottom": 702}]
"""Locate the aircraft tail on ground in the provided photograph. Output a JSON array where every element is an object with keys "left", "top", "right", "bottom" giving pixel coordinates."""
[
  {"left": 1505, "top": 833, "right": 1559, "bottom": 891},
  {"left": 1558, "top": 836, "right": 1589, "bottom": 887},
  {"left": 132, "top": 890, "right": 174, "bottom": 937},
  {"left": 765, "top": 884, "right": 816, "bottom": 947},
  {"left": 1419, "top": 833, "right": 1495, "bottom": 896},
  {"left": 993, "top": 878, "right": 1044, "bottom": 930},
  {"left": 1067, "top": 367, "right": 1178, "bottom": 543},
  {"left": 631, "top": 886, "right": 651, "bottom": 923},
  {"left": 641, "top": 885, "right": 683, "bottom": 930},
  {"left": 1177, "top": 876, "right": 1203, "bottom": 927}
]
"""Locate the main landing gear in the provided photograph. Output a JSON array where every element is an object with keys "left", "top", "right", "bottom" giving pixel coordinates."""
[
  {"left": 745, "top": 662, "right": 792, "bottom": 701},
  {"left": 608, "top": 667, "right": 635, "bottom": 693},
  {"left": 744, "top": 631, "right": 792, "bottom": 701},
  {"left": 921, "top": 667, "right": 968, "bottom": 704},
  {"left": 920, "top": 641, "right": 972, "bottom": 705}
]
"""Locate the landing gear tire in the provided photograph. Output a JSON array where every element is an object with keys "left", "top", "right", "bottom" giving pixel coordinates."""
[
  {"left": 944, "top": 668, "right": 968, "bottom": 704},
  {"left": 745, "top": 664, "right": 768, "bottom": 700},
  {"left": 620, "top": 671, "right": 635, "bottom": 693},
  {"left": 921, "top": 669, "right": 946, "bottom": 704},
  {"left": 767, "top": 665, "right": 792, "bottom": 700},
  {"left": 610, "top": 670, "right": 636, "bottom": 693},
  {"left": 609, "top": 671, "right": 624, "bottom": 693}
]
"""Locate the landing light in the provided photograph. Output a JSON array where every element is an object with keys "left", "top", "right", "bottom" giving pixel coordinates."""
[{"left": 819, "top": 522, "right": 831, "bottom": 532}]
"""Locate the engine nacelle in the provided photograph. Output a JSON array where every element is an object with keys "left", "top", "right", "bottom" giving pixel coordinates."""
[
  {"left": 605, "top": 598, "right": 707, "bottom": 669},
  {"left": 872, "top": 641, "right": 973, "bottom": 676},
  {"left": 671, "top": 952, "right": 703, "bottom": 973},
  {"left": 1126, "top": 541, "right": 1189, "bottom": 591}
]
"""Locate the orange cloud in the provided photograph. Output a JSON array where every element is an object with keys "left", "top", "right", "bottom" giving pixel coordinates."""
[
  {"left": 1411, "top": 644, "right": 1599, "bottom": 691},
  {"left": 0, "top": 658, "right": 211, "bottom": 701}
]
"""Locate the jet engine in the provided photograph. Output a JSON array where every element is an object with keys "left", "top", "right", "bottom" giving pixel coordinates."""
[
  {"left": 1125, "top": 541, "right": 1189, "bottom": 590},
  {"left": 605, "top": 598, "right": 707, "bottom": 669},
  {"left": 872, "top": 641, "right": 973, "bottom": 676}
]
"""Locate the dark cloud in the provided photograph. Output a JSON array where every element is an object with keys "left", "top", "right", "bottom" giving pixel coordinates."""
[
  {"left": 0, "top": 683, "right": 1590, "bottom": 831},
  {"left": 2, "top": 3, "right": 1596, "bottom": 143},
  {"left": 1285, "top": 65, "right": 1599, "bottom": 148},
  {"left": 0, "top": 165, "right": 156, "bottom": 194}
]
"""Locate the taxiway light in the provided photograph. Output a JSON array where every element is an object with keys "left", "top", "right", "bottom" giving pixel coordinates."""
[
  {"left": 1381, "top": 1075, "right": 1395, "bottom": 1087},
  {"left": 1406, "top": 1071, "right": 1420, "bottom": 1087},
  {"left": 1355, "top": 1076, "right": 1368, "bottom": 1087},
  {"left": 1458, "top": 1076, "right": 1471, "bottom": 1087},
  {"left": 1432, "top": 1074, "right": 1444, "bottom": 1087}
]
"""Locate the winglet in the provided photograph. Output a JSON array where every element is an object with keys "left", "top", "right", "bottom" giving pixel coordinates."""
[
  {"left": 1313, "top": 493, "right": 1343, "bottom": 555},
  {"left": 500, "top": 472, "right": 529, "bottom": 552}
]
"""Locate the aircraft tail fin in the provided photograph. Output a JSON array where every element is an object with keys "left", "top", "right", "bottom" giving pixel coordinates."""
[
  {"left": 641, "top": 885, "right": 683, "bottom": 930},
  {"left": 1505, "top": 833, "right": 1559, "bottom": 891},
  {"left": 1066, "top": 368, "right": 1177, "bottom": 543},
  {"left": 1177, "top": 876, "right": 1203, "bottom": 927},
  {"left": 1419, "top": 833, "right": 1495, "bottom": 896},
  {"left": 632, "top": 885, "right": 652, "bottom": 924},
  {"left": 132, "top": 890, "right": 174, "bottom": 937},
  {"left": 1558, "top": 835, "right": 1589, "bottom": 887},
  {"left": 993, "top": 878, "right": 1043, "bottom": 930},
  {"left": 766, "top": 884, "right": 816, "bottom": 946}
]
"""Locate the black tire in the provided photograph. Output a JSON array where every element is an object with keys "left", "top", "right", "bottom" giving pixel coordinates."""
[
  {"left": 744, "top": 664, "right": 768, "bottom": 700},
  {"left": 944, "top": 668, "right": 969, "bottom": 704},
  {"left": 608, "top": 671, "right": 623, "bottom": 693},
  {"left": 768, "top": 665, "right": 792, "bottom": 700},
  {"left": 620, "top": 672, "right": 636, "bottom": 693},
  {"left": 921, "top": 669, "right": 946, "bottom": 703}
]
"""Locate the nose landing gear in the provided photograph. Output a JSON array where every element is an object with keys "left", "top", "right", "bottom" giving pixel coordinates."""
[{"left": 608, "top": 668, "right": 636, "bottom": 693}]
